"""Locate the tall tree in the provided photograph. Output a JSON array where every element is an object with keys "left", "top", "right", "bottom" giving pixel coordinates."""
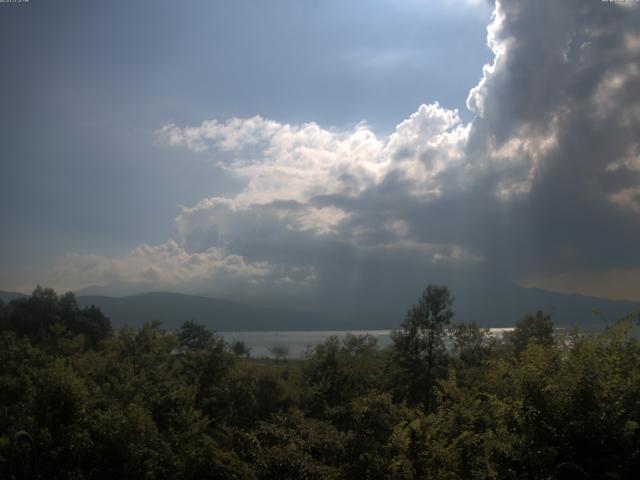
[
  {"left": 177, "top": 320, "right": 214, "bottom": 351},
  {"left": 391, "top": 284, "right": 454, "bottom": 410},
  {"left": 511, "top": 310, "right": 554, "bottom": 355}
]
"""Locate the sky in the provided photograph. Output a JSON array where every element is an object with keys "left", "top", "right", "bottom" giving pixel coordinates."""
[{"left": 1, "top": 0, "right": 639, "bottom": 311}]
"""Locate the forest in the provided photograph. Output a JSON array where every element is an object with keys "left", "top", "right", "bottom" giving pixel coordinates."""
[{"left": 1, "top": 285, "right": 640, "bottom": 479}]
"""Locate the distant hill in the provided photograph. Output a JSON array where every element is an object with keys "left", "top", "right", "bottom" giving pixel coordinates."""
[
  {"left": 0, "top": 290, "right": 28, "bottom": 303},
  {"left": 76, "top": 292, "right": 329, "bottom": 331},
  {"left": 4, "top": 286, "right": 639, "bottom": 331},
  {"left": 452, "top": 283, "right": 640, "bottom": 329},
  {"left": 75, "top": 282, "right": 163, "bottom": 297},
  {"left": 75, "top": 288, "right": 640, "bottom": 332}
]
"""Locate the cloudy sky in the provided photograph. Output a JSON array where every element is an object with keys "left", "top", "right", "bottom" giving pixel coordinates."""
[{"left": 1, "top": 0, "right": 639, "bottom": 311}]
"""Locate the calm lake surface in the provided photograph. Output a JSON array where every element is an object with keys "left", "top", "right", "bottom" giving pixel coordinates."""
[{"left": 219, "top": 329, "right": 514, "bottom": 358}]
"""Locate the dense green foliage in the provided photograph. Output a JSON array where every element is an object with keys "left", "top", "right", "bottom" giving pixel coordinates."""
[{"left": 1, "top": 286, "right": 639, "bottom": 479}]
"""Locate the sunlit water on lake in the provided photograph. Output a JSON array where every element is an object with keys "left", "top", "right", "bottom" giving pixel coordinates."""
[{"left": 219, "top": 329, "right": 514, "bottom": 358}]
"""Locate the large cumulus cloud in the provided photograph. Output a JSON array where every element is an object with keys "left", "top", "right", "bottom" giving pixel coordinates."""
[
  {"left": 465, "top": 0, "right": 640, "bottom": 285},
  {"left": 59, "top": 0, "right": 640, "bottom": 307}
]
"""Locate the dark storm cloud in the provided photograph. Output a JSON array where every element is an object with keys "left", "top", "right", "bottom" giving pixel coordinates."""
[{"left": 463, "top": 0, "right": 640, "bottom": 279}]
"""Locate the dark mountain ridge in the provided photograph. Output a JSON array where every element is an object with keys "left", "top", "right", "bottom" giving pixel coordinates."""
[
  {"left": 76, "top": 292, "right": 329, "bottom": 331},
  {"left": 3, "top": 287, "right": 639, "bottom": 331}
]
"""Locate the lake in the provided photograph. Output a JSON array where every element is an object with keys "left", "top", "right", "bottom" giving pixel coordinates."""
[{"left": 219, "top": 328, "right": 514, "bottom": 358}]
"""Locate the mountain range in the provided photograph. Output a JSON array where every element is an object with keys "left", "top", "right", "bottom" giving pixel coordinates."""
[{"left": 2, "top": 286, "right": 639, "bottom": 331}]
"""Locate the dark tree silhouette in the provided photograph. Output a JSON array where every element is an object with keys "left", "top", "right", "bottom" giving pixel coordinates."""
[
  {"left": 511, "top": 310, "right": 554, "bottom": 354},
  {"left": 177, "top": 320, "right": 214, "bottom": 350},
  {"left": 269, "top": 344, "right": 290, "bottom": 363},
  {"left": 1, "top": 286, "right": 111, "bottom": 349},
  {"left": 391, "top": 284, "right": 454, "bottom": 410},
  {"left": 231, "top": 340, "right": 251, "bottom": 357}
]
